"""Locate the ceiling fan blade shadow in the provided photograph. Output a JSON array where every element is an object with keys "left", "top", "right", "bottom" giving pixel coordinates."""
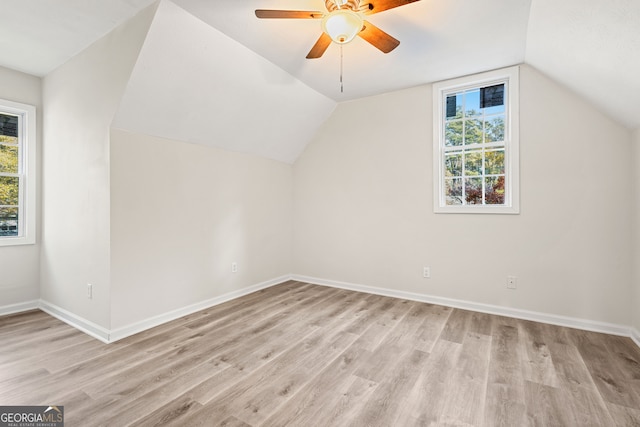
[
  {"left": 360, "top": 0, "right": 420, "bottom": 15},
  {"left": 306, "top": 33, "right": 332, "bottom": 59},
  {"left": 358, "top": 21, "right": 400, "bottom": 53},
  {"left": 255, "top": 10, "right": 324, "bottom": 19}
]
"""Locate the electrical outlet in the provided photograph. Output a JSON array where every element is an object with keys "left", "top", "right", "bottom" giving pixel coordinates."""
[
  {"left": 231, "top": 262, "right": 238, "bottom": 273},
  {"left": 507, "top": 276, "right": 517, "bottom": 289},
  {"left": 423, "top": 267, "right": 431, "bottom": 278},
  {"left": 87, "top": 283, "right": 93, "bottom": 299}
]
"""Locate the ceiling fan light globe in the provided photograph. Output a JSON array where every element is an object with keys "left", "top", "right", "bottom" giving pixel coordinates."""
[{"left": 322, "top": 10, "right": 363, "bottom": 44}]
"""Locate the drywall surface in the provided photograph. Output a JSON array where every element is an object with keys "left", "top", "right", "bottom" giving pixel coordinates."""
[
  {"left": 293, "top": 64, "right": 633, "bottom": 326},
  {"left": 633, "top": 129, "right": 640, "bottom": 333},
  {"left": 109, "top": 129, "right": 293, "bottom": 330},
  {"left": 0, "top": 66, "right": 41, "bottom": 308},
  {"left": 40, "top": 4, "right": 156, "bottom": 329}
]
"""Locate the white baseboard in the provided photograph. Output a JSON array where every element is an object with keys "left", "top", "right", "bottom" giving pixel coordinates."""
[
  {"left": 39, "top": 300, "right": 111, "bottom": 344},
  {"left": 3, "top": 276, "right": 291, "bottom": 344},
  {"left": 631, "top": 327, "right": 640, "bottom": 348},
  {"left": 292, "top": 274, "right": 634, "bottom": 339},
  {"left": 0, "top": 300, "right": 39, "bottom": 316},
  {"left": 108, "top": 275, "right": 292, "bottom": 342}
]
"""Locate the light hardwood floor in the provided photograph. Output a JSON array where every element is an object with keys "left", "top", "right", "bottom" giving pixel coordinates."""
[{"left": 1, "top": 281, "right": 640, "bottom": 426}]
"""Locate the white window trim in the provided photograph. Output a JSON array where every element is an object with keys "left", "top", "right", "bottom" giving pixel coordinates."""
[
  {"left": 432, "top": 66, "right": 520, "bottom": 214},
  {"left": 0, "top": 98, "right": 36, "bottom": 246}
]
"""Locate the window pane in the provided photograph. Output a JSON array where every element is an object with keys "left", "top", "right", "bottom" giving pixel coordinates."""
[
  {"left": 465, "top": 150, "right": 482, "bottom": 176},
  {"left": 485, "top": 150, "right": 505, "bottom": 175},
  {"left": 0, "top": 144, "right": 18, "bottom": 173},
  {"left": 465, "top": 89, "right": 481, "bottom": 117},
  {"left": 465, "top": 119, "right": 483, "bottom": 144},
  {"left": 485, "top": 115, "right": 505, "bottom": 143},
  {"left": 0, "top": 207, "right": 18, "bottom": 237},
  {"left": 445, "top": 178, "right": 463, "bottom": 205},
  {"left": 446, "top": 94, "right": 463, "bottom": 120},
  {"left": 0, "top": 113, "right": 18, "bottom": 138},
  {"left": 480, "top": 84, "right": 504, "bottom": 109},
  {"left": 0, "top": 176, "right": 19, "bottom": 205},
  {"left": 445, "top": 152, "right": 462, "bottom": 177},
  {"left": 465, "top": 177, "right": 483, "bottom": 204},
  {"left": 0, "top": 135, "right": 17, "bottom": 144},
  {"left": 484, "top": 103, "right": 505, "bottom": 116},
  {"left": 485, "top": 176, "right": 505, "bottom": 205},
  {"left": 445, "top": 121, "right": 463, "bottom": 146}
]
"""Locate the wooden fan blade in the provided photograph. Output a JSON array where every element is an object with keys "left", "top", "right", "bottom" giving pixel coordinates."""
[
  {"left": 306, "top": 33, "right": 332, "bottom": 58},
  {"left": 255, "top": 10, "right": 324, "bottom": 19},
  {"left": 358, "top": 21, "right": 400, "bottom": 53},
  {"left": 361, "top": 0, "right": 420, "bottom": 15}
]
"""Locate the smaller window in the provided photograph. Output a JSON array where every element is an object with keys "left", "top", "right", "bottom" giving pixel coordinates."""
[
  {"left": 0, "top": 99, "right": 36, "bottom": 246},
  {"left": 433, "top": 66, "right": 519, "bottom": 214}
]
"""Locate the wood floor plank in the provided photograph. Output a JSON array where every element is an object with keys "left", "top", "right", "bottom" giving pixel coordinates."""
[
  {"left": 209, "top": 288, "right": 367, "bottom": 372},
  {"left": 0, "top": 366, "right": 49, "bottom": 390},
  {"left": 469, "top": 310, "right": 494, "bottom": 336},
  {"left": 603, "top": 334, "right": 640, "bottom": 398},
  {"left": 260, "top": 344, "right": 371, "bottom": 427},
  {"left": 412, "top": 303, "right": 452, "bottom": 353},
  {"left": 1, "top": 282, "right": 639, "bottom": 426},
  {"left": 343, "top": 294, "right": 401, "bottom": 336},
  {"left": 179, "top": 329, "right": 358, "bottom": 425},
  {"left": 351, "top": 349, "right": 428, "bottom": 427},
  {"left": 605, "top": 401, "right": 640, "bottom": 426},
  {"left": 183, "top": 282, "right": 328, "bottom": 332},
  {"left": 484, "top": 324, "right": 526, "bottom": 427},
  {"left": 405, "top": 338, "right": 463, "bottom": 425},
  {"left": 439, "top": 331, "right": 492, "bottom": 426},
  {"left": 523, "top": 380, "right": 574, "bottom": 426},
  {"left": 354, "top": 301, "right": 427, "bottom": 382},
  {"left": 78, "top": 358, "right": 230, "bottom": 426},
  {"left": 439, "top": 308, "right": 473, "bottom": 343},
  {"left": 130, "top": 396, "right": 204, "bottom": 427},
  {"left": 518, "top": 320, "right": 560, "bottom": 388},
  {"left": 233, "top": 331, "right": 359, "bottom": 425},
  {"left": 571, "top": 329, "right": 640, "bottom": 409}
]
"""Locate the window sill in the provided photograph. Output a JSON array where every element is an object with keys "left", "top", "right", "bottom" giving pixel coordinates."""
[
  {"left": 0, "top": 236, "right": 36, "bottom": 247},
  {"left": 434, "top": 205, "right": 520, "bottom": 214}
]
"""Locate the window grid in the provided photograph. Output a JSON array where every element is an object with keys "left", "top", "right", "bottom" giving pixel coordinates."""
[
  {"left": 432, "top": 66, "right": 519, "bottom": 214},
  {"left": 0, "top": 115, "right": 23, "bottom": 238},
  {"left": 0, "top": 99, "right": 35, "bottom": 245},
  {"left": 442, "top": 83, "right": 507, "bottom": 207}
]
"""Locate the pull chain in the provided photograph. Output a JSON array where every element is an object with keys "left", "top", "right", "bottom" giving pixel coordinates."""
[{"left": 340, "top": 44, "right": 344, "bottom": 93}]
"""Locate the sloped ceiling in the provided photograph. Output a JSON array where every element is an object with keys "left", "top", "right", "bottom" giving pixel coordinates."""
[
  {"left": 525, "top": 0, "right": 640, "bottom": 129},
  {"left": 0, "top": 0, "right": 157, "bottom": 77},
  {"left": 112, "top": 1, "right": 335, "bottom": 164}
]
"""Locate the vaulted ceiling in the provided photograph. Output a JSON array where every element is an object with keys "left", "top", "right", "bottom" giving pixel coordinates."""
[{"left": 1, "top": 0, "right": 638, "bottom": 161}]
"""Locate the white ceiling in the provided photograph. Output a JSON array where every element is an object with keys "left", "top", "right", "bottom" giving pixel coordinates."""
[
  {"left": 172, "top": 0, "right": 530, "bottom": 101},
  {"left": 1, "top": 0, "right": 639, "bottom": 129}
]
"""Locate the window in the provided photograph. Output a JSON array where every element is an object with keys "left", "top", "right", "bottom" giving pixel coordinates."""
[
  {"left": 0, "top": 99, "right": 36, "bottom": 245},
  {"left": 433, "top": 66, "right": 519, "bottom": 214}
]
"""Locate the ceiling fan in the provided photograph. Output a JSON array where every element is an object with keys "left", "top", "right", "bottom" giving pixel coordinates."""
[{"left": 255, "top": 0, "right": 420, "bottom": 59}]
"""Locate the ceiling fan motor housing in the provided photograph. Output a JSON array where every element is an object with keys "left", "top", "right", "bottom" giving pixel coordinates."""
[{"left": 325, "top": 0, "right": 360, "bottom": 12}]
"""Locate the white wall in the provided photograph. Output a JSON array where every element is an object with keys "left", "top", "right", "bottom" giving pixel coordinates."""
[
  {"left": 40, "top": 5, "right": 156, "bottom": 329},
  {"left": 0, "top": 66, "right": 41, "bottom": 309},
  {"left": 633, "top": 129, "right": 640, "bottom": 334},
  {"left": 293, "top": 64, "right": 633, "bottom": 326},
  {"left": 109, "top": 129, "right": 292, "bottom": 329}
]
